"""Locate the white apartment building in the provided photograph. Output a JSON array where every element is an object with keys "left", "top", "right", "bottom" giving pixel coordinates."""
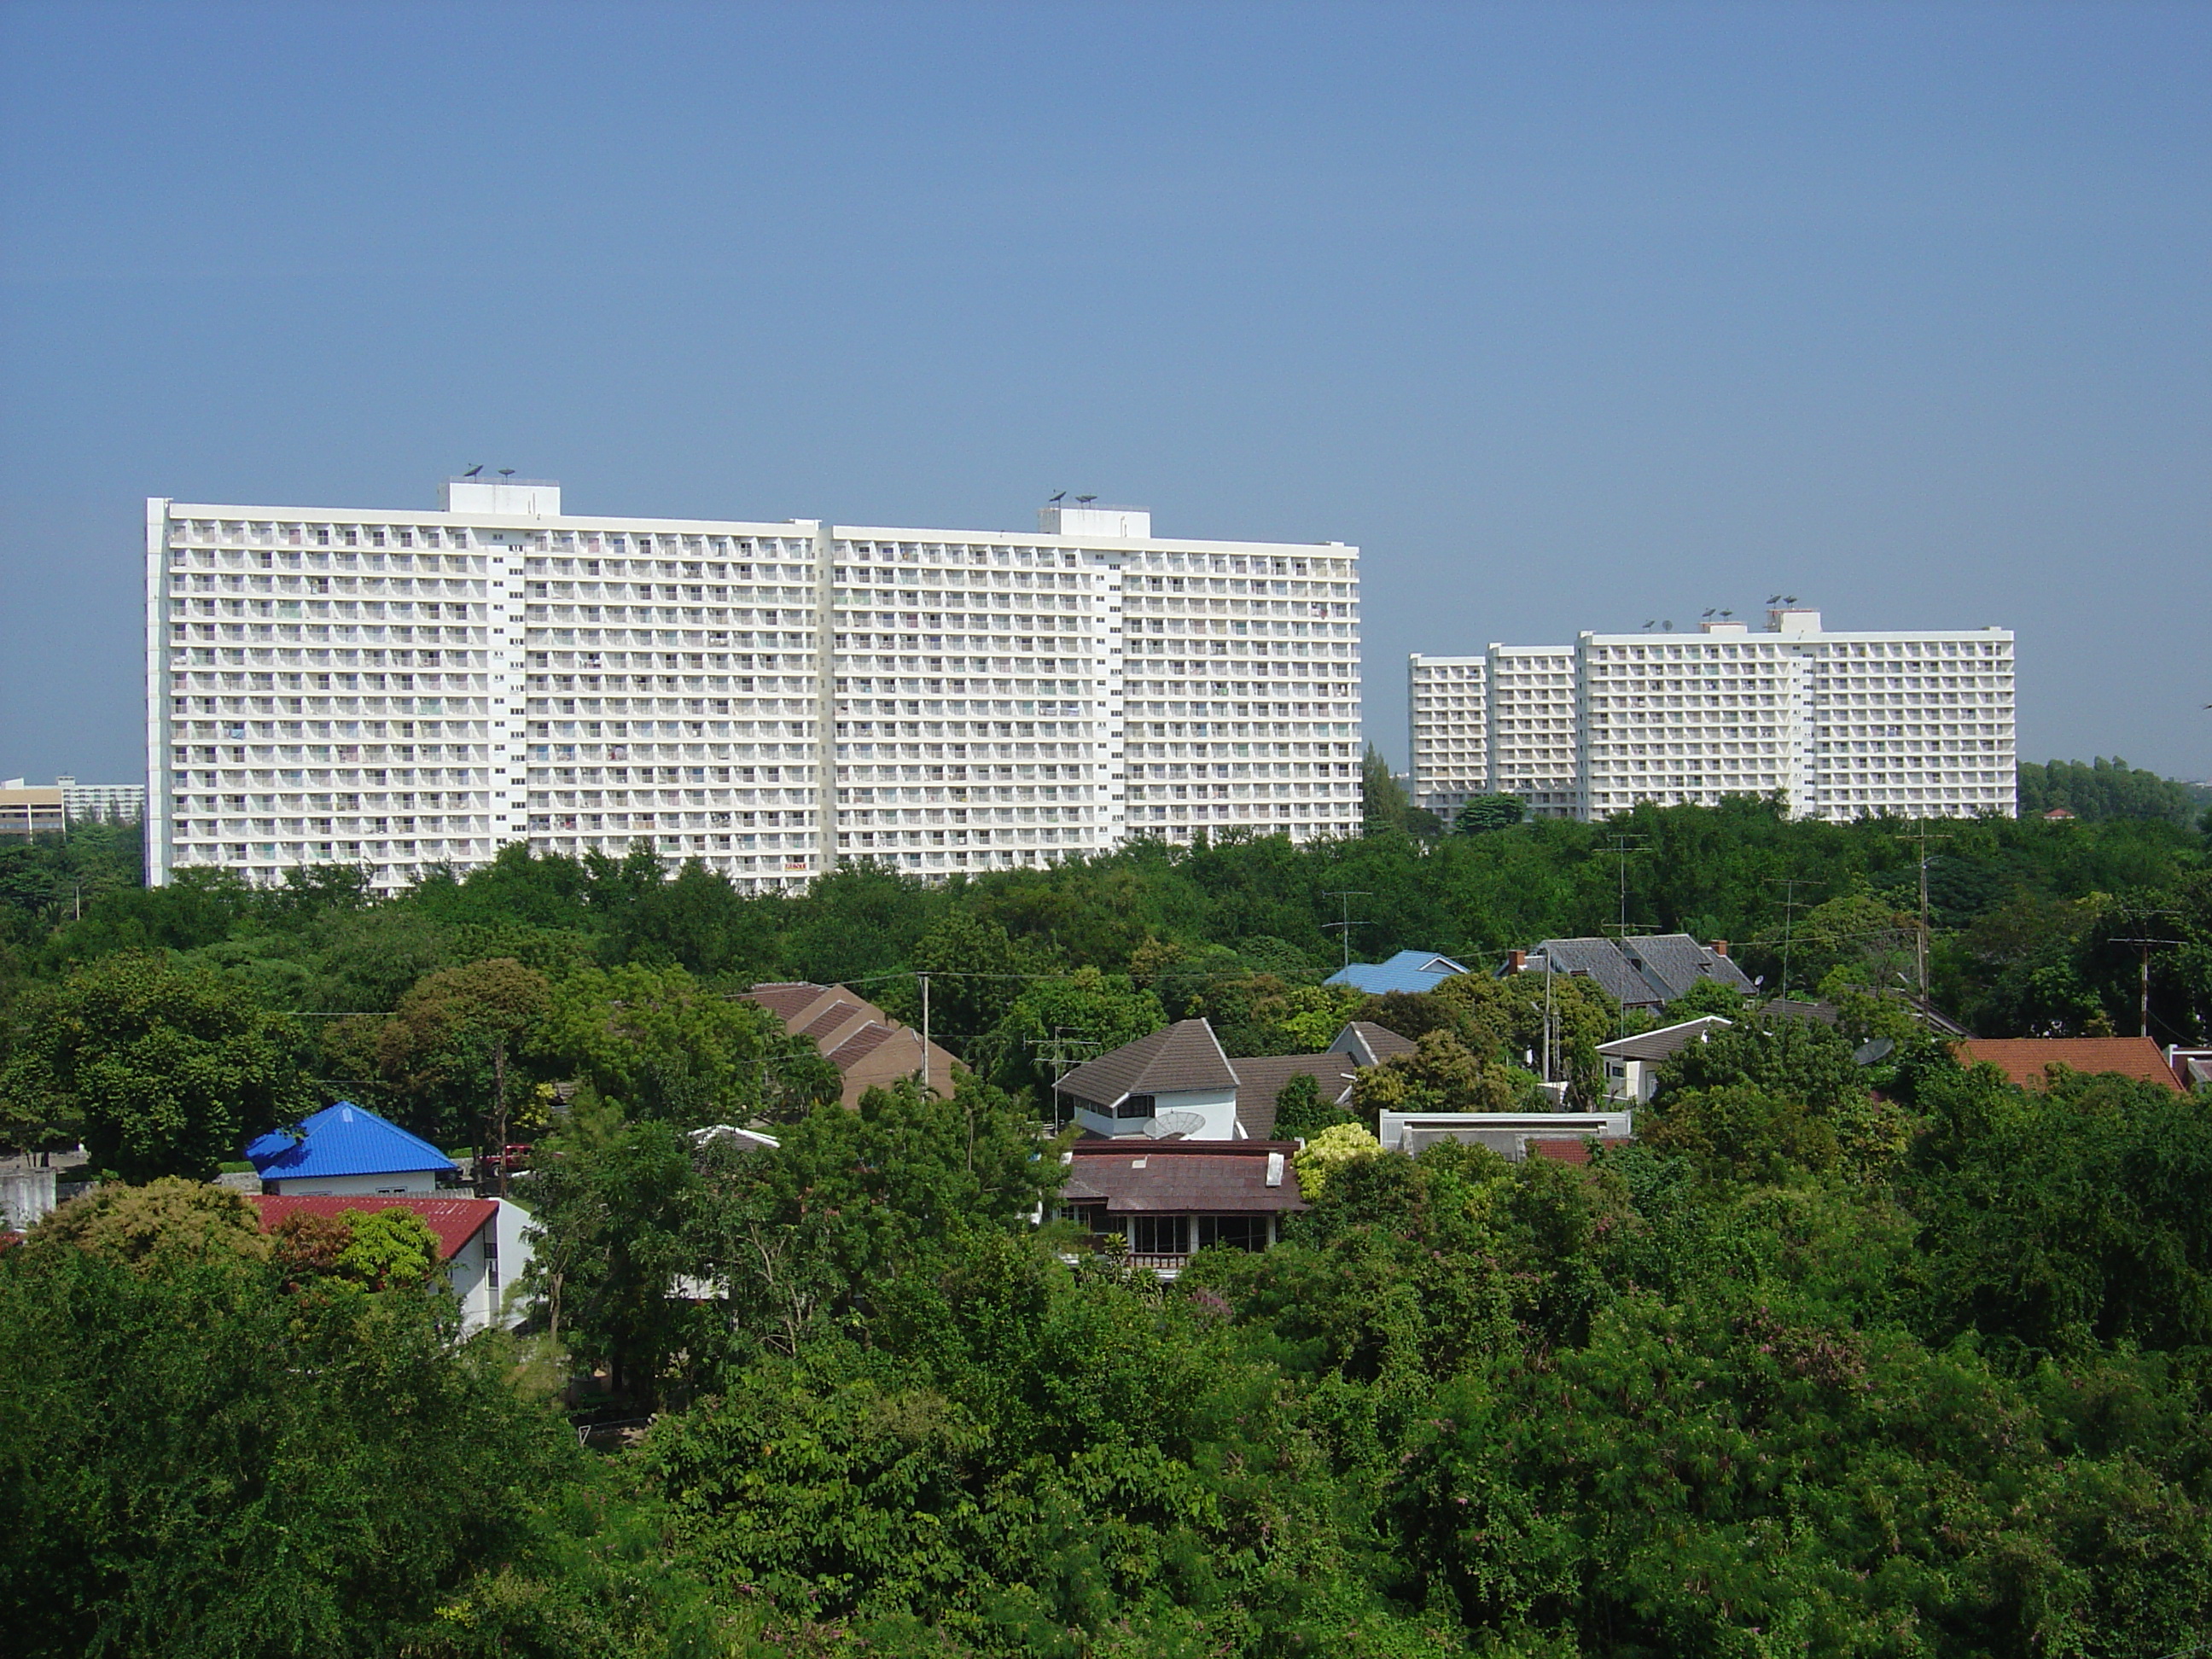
[
  {"left": 1409, "top": 609, "right": 2015, "bottom": 823},
  {"left": 55, "top": 777, "right": 147, "bottom": 824},
  {"left": 1484, "top": 644, "right": 1580, "bottom": 819},
  {"left": 1406, "top": 655, "right": 1486, "bottom": 820},
  {"left": 147, "top": 484, "right": 1361, "bottom": 893}
]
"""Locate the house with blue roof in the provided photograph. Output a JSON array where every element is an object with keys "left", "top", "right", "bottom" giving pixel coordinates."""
[
  {"left": 1324, "top": 950, "right": 1470, "bottom": 996},
  {"left": 245, "top": 1102, "right": 458, "bottom": 1197}
]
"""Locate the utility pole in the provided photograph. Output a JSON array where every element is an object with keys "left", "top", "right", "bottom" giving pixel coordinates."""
[
  {"left": 1891, "top": 825, "right": 1953, "bottom": 1021},
  {"left": 917, "top": 971, "right": 931, "bottom": 1096},
  {"left": 490, "top": 1031, "right": 509, "bottom": 1198},
  {"left": 2109, "top": 916, "right": 2181, "bottom": 1039},
  {"left": 1321, "top": 889, "right": 1371, "bottom": 972}
]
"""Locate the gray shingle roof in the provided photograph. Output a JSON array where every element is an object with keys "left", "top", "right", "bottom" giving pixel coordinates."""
[
  {"left": 1056, "top": 1019, "right": 1238, "bottom": 1110},
  {"left": 1516, "top": 934, "right": 1755, "bottom": 1006},
  {"left": 1594, "top": 1015, "right": 1733, "bottom": 1062}
]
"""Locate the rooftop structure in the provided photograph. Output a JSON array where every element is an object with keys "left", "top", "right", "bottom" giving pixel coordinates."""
[
  {"left": 148, "top": 484, "right": 1361, "bottom": 894},
  {"left": 1055, "top": 1016, "right": 1403, "bottom": 1141},
  {"left": 1594, "top": 1015, "right": 1735, "bottom": 1102}
]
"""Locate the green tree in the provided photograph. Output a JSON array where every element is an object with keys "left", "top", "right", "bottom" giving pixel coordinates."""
[
  {"left": 1664, "top": 975, "right": 1748, "bottom": 1021},
  {"left": 1360, "top": 744, "right": 1412, "bottom": 835},
  {"left": 987, "top": 965, "right": 1165, "bottom": 1110},
  {"left": 335, "top": 1206, "right": 443, "bottom": 1289},
  {"left": 537, "top": 960, "right": 785, "bottom": 1126},
  {"left": 0, "top": 1239, "right": 576, "bottom": 1656},
  {"left": 20, "top": 1177, "right": 271, "bottom": 1268},
  {"left": 0, "top": 952, "right": 306, "bottom": 1179},
  {"left": 1453, "top": 794, "right": 1528, "bottom": 835},
  {"left": 1271, "top": 1069, "right": 1353, "bottom": 1139},
  {"left": 324, "top": 956, "right": 550, "bottom": 1151}
]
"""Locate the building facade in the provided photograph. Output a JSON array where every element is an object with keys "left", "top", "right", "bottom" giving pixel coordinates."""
[
  {"left": 1406, "top": 655, "right": 1486, "bottom": 820},
  {"left": 147, "top": 483, "right": 1361, "bottom": 893},
  {"left": 1410, "top": 608, "right": 2014, "bottom": 823},
  {"left": 55, "top": 777, "right": 146, "bottom": 823}
]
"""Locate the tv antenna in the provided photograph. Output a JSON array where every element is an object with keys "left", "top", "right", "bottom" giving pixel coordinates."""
[{"left": 1321, "top": 889, "right": 1371, "bottom": 971}]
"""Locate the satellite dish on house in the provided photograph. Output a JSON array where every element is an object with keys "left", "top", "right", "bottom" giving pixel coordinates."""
[
  {"left": 1854, "top": 1038, "right": 1895, "bottom": 1067},
  {"left": 1145, "top": 1110, "right": 1205, "bottom": 1139}
]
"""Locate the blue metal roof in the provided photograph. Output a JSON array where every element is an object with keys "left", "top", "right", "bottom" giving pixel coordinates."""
[
  {"left": 246, "top": 1102, "right": 457, "bottom": 1180},
  {"left": 1324, "top": 950, "right": 1470, "bottom": 995}
]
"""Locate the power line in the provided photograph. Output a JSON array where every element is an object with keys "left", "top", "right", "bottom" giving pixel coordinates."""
[{"left": 1320, "top": 890, "right": 1372, "bottom": 972}]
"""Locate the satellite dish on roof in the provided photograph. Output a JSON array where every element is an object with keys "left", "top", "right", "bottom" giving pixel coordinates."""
[
  {"left": 1145, "top": 1110, "right": 1205, "bottom": 1139},
  {"left": 1854, "top": 1038, "right": 1895, "bottom": 1067}
]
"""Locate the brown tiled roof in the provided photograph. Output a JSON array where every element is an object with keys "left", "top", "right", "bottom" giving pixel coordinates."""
[
  {"left": 1229, "top": 1053, "right": 1359, "bottom": 1138},
  {"left": 1063, "top": 1141, "right": 1306, "bottom": 1214},
  {"left": 1958, "top": 1037, "right": 2183, "bottom": 1094},
  {"left": 797, "top": 998, "right": 868, "bottom": 1040},
  {"left": 1057, "top": 1019, "right": 1237, "bottom": 1109},
  {"left": 826, "top": 1023, "right": 898, "bottom": 1067},
  {"left": 744, "top": 982, "right": 834, "bottom": 1022}
]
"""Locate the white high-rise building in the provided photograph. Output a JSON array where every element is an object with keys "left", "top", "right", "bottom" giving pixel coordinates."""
[
  {"left": 1409, "top": 609, "right": 2015, "bottom": 823},
  {"left": 1406, "top": 655, "right": 1487, "bottom": 821},
  {"left": 1483, "top": 643, "right": 1579, "bottom": 819},
  {"left": 147, "top": 484, "right": 1362, "bottom": 893}
]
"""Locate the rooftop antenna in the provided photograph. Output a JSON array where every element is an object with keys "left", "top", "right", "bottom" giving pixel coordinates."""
[
  {"left": 1702, "top": 608, "right": 1717, "bottom": 619},
  {"left": 1075, "top": 494, "right": 1097, "bottom": 504},
  {"left": 1642, "top": 620, "right": 1656, "bottom": 630},
  {"left": 1784, "top": 595, "right": 1799, "bottom": 605},
  {"left": 463, "top": 464, "right": 484, "bottom": 477},
  {"left": 1767, "top": 593, "right": 1782, "bottom": 605},
  {"left": 1048, "top": 490, "right": 1065, "bottom": 503},
  {"left": 1321, "top": 889, "right": 1371, "bottom": 972},
  {"left": 498, "top": 468, "right": 515, "bottom": 477}
]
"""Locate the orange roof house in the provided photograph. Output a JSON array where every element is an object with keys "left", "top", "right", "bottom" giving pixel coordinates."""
[{"left": 1956, "top": 1037, "right": 2183, "bottom": 1095}]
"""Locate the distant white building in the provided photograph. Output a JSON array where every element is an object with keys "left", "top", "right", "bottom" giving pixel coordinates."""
[
  {"left": 55, "top": 777, "right": 145, "bottom": 824},
  {"left": 1412, "top": 608, "right": 2015, "bottom": 822},
  {"left": 147, "top": 483, "right": 1362, "bottom": 894}
]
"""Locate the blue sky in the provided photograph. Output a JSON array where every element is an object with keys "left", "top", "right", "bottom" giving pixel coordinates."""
[{"left": 3, "top": 1, "right": 2206, "bottom": 784}]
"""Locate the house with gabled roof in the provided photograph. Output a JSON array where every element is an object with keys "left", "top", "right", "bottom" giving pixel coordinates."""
[
  {"left": 1502, "top": 934, "right": 1755, "bottom": 1014},
  {"left": 741, "top": 981, "right": 964, "bottom": 1108},
  {"left": 1057, "top": 1140, "right": 1307, "bottom": 1277},
  {"left": 1054, "top": 1016, "right": 1403, "bottom": 1141},
  {"left": 1957, "top": 1036, "right": 2185, "bottom": 1095},
  {"left": 247, "top": 1193, "right": 534, "bottom": 1333},
  {"left": 1325, "top": 950, "right": 1470, "bottom": 995},
  {"left": 245, "top": 1102, "right": 458, "bottom": 1196},
  {"left": 1594, "top": 1015, "right": 1735, "bottom": 1103}
]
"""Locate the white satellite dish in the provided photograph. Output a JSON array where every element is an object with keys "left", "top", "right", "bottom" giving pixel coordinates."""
[{"left": 1145, "top": 1110, "right": 1206, "bottom": 1139}]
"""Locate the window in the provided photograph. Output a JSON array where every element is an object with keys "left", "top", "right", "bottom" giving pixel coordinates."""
[
  {"left": 1197, "top": 1214, "right": 1268, "bottom": 1252},
  {"left": 1114, "top": 1091, "right": 1155, "bottom": 1121},
  {"left": 1129, "top": 1215, "right": 1185, "bottom": 1256}
]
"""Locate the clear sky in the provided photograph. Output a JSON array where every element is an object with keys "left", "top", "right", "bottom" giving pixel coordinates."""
[{"left": 3, "top": 1, "right": 2206, "bottom": 785}]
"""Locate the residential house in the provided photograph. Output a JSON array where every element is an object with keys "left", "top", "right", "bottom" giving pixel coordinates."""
[
  {"left": 1325, "top": 950, "right": 1470, "bottom": 995},
  {"left": 1594, "top": 1016, "right": 1735, "bottom": 1103},
  {"left": 1500, "top": 934, "right": 1755, "bottom": 1016},
  {"left": 245, "top": 1102, "right": 458, "bottom": 1196},
  {"left": 247, "top": 1192, "right": 534, "bottom": 1333},
  {"left": 1057, "top": 1140, "right": 1306, "bottom": 1277},
  {"left": 1957, "top": 1036, "right": 2185, "bottom": 1095},
  {"left": 741, "top": 981, "right": 964, "bottom": 1108},
  {"left": 1052, "top": 1017, "right": 1402, "bottom": 1140}
]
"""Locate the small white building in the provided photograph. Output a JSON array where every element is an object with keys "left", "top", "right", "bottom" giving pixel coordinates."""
[{"left": 1594, "top": 1016, "right": 1736, "bottom": 1103}]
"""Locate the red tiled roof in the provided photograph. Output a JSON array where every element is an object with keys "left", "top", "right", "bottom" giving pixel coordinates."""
[
  {"left": 1957, "top": 1037, "right": 2182, "bottom": 1094},
  {"left": 247, "top": 1195, "right": 498, "bottom": 1260},
  {"left": 1528, "top": 1136, "right": 1633, "bottom": 1167}
]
